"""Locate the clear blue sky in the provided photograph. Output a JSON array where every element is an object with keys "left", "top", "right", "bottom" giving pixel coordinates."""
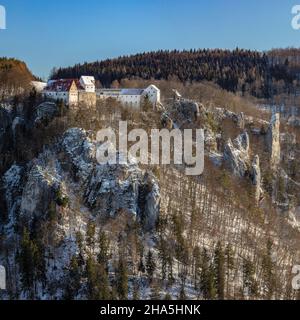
[{"left": 0, "top": 0, "right": 299, "bottom": 79}]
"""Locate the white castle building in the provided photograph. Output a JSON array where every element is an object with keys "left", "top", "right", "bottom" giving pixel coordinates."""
[
  {"left": 96, "top": 84, "right": 161, "bottom": 108},
  {"left": 43, "top": 76, "right": 96, "bottom": 106},
  {"left": 43, "top": 76, "right": 160, "bottom": 109}
]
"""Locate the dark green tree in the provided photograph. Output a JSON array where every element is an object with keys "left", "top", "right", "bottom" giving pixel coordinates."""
[
  {"left": 116, "top": 256, "right": 128, "bottom": 300},
  {"left": 146, "top": 250, "right": 156, "bottom": 283},
  {"left": 242, "top": 258, "right": 258, "bottom": 299},
  {"left": 214, "top": 242, "right": 225, "bottom": 299}
]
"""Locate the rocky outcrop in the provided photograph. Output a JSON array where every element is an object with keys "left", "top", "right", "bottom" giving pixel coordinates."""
[
  {"left": 20, "top": 162, "right": 59, "bottom": 221},
  {"left": 0, "top": 126, "right": 161, "bottom": 298},
  {"left": 236, "top": 112, "right": 245, "bottom": 129},
  {"left": 223, "top": 131, "right": 250, "bottom": 177},
  {"left": 233, "top": 130, "right": 250, "bottom": 153},
  {"left": 3, "top": 165, "right": 24, "bottom": 217},
  {"left": 209, "top": 151, "right": 223, "bottom": 167},
  {"left": 84, "top": 157, "right": 160, "bottom": 231},
  {"left": 10, "top": 127, "right": 160, "bottom": 230},
  {"left": 35, "top": 102, "right": 58, "bottom": 126},
  {"left": 250, "top": 155, "right": 261, "bottom": 202},
  {"left": 173, "top": 99, "right": 200, "bottom": 122},
  {"left": 205, "top": 128, "right": 219, "bottom": 151},
  {"left": 12, "top": 117, "right": 26, "bottom": 144},
  {"left": 266, "top": 113, "right": 281, "bottom": 171}
]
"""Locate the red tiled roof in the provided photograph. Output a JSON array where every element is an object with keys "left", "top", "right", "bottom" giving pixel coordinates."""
[{"left": 44, "top": 79, "right": 84, "bottom": 92}]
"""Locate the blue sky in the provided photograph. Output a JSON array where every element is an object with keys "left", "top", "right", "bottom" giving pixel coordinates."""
[{"left": 0, "top": 0, "right": 300, "bottom": 78}]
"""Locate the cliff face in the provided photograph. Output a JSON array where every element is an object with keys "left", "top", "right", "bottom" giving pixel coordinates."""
[
  {"left": 9, "top": 127, "right": 160, "bottom": 229},
  {"left": 0, "top": 92, "right": 300, "bottom": 300},
  {"left": 223, "top": 131, "right": 250, "bottom": 177},
  {"left": 0, "top": 127, "right": 160, "bottom": 299}
]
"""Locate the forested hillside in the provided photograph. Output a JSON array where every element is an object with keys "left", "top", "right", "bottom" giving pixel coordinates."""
[
  {"left": 0, "top": 58, "right": 34, "bottom": 97},
  {"left": 1, "top": 78, "right": 300, "bottom": 299},
  {"left": 51, "top": 48, "right": 300, "bottom": 98}
]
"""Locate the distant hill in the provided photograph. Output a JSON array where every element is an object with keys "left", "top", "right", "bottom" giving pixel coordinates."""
[
  {"left": 0, "top": 58, "right": 34, "bottom": 96},
  {"left": 50, "top": 48, "right": 300, "bottom": 99}
]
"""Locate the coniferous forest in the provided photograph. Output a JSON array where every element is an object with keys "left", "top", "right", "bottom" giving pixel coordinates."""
[{"left": 51, "top": 48, "right": 300, "bottom": 99}]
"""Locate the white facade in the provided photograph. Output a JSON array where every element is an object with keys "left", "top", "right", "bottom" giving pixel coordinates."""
[
  {"left": 44, "top": 90, "right": 77, "bottom": 105},
  {"left": 143, "top": 85, "right": 161, "bottom": 106},
  {"left": 43, "top": 79, "right": 79, "bottom": 105},
  {"left": 31, "top": 81, "right": 47, "bottom": 92},
  {"left": 96, "top": 85, "right": 160, "bottom": 109},
  {"left": 79, "top": 76, "right": 96, "bottom": 93},
  {"left": 42, "top": 77, "right": 160, "bottom": 109},
  {"left": 43, "top": 76, "right": 96, "bottom": 106}
]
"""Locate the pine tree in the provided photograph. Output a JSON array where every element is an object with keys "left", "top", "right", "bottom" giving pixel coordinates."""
[
  {"left": 261, "top": 239, "right": 276, "bottom": 299},
  {"left": 200, "top": 248, "right": 210, "bottom": 299},
  {"left": 65, "top": 255, "right": 81, "bottom": 299},
  {"left": 242, "top": 258, "right": 258, "bottom": 299},
  {"left": 146, "top": 250, "right": 156, "bottom": 283},
  {"left": 225, "top": 244, "right": 234, "bottom": 297},
  {"left": 116, "top": 257, "right": 128, "bottom": 300},
  {"left": 193, "top": 246, "right": 201, "bottom": 291},
  {"left": 85, "top": 254, "right": 111, "bottom": 300},
  {"left": 19, "top": 227, "right": 44, "bottom": 295},
  {"left": 98, "top": 264, "right": 111, "bottom": 300},
  {"left": 97, "top": 230, "right": 110, "bottom": 266},
  {"left": 214, "top": 242, "right": 225, "bottom": 299},
  {"left": 157, "top": 237, "right": 168, "bottom": 280},
  {"left": 75, "top": 232, "right": 85, "bottom": 267},
  {"left": 208, "top": 263, "right": 217, "bottom": 300},
  {"left": 132, "top": 280, "right": 140, "bottom": 300},
  {"left": 86, "top": 220, "right": 96, "bottom": 252},
  {"left": 86, "top": 255, "right": 99, "bottom": 299}
]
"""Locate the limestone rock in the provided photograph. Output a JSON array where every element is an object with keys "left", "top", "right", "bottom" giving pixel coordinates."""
[
  {"left": 251, "top": 155, "right": 261, "bottom": 202},
  {"left": 236, "top": 112, "right": 245, "bottom": 129},
  {"left": 11, "top": 127, "right": 160, "bottom": 230},
  {"left": 266, "top": 113, "right": 281, "bottom": 170},
  {"left": 233, "top": 130, "right": 250, "bottom": 153},
  {"left": 205, "top": 128, "right": 218, "bottom": 151},
  {"left": 35, "top": 102, "right": 58, "bottom": 125},
  {"left": 12, "top": 117, "right": 26, "bottom": 143},
  {"left": 174, "top": 99, "right": 200, "bottom": 121},
  {"left": 209, "top": 151, "right": 223, "bottom": 167},
  {"left": 224, "top": 131, "right": 250, "bottom": 177}
]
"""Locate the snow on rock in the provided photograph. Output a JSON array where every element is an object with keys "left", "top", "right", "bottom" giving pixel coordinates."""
[
  {"left": 209, "top": 151, "right": 223, "bottom": 167},
  {"left": 266, "top": 113, "right": 281, "bottom": 171},
  {"left": 16, "top": 127, "right": 160, "bottom": 229},
  {"left": 223, "top": 131, "right": 250, "bottom": 177},
  {"left": 61, "top": 128, "right": 96, "bottom": 182},
  {"left": 1, "top": 126, "right": 161, "bottom": 299},
  {"left": 84, "top": 154, "right": 160, "bottom": 230},
  {"left": 204, "top": 128, "right": 218, "bottom": 151}
]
